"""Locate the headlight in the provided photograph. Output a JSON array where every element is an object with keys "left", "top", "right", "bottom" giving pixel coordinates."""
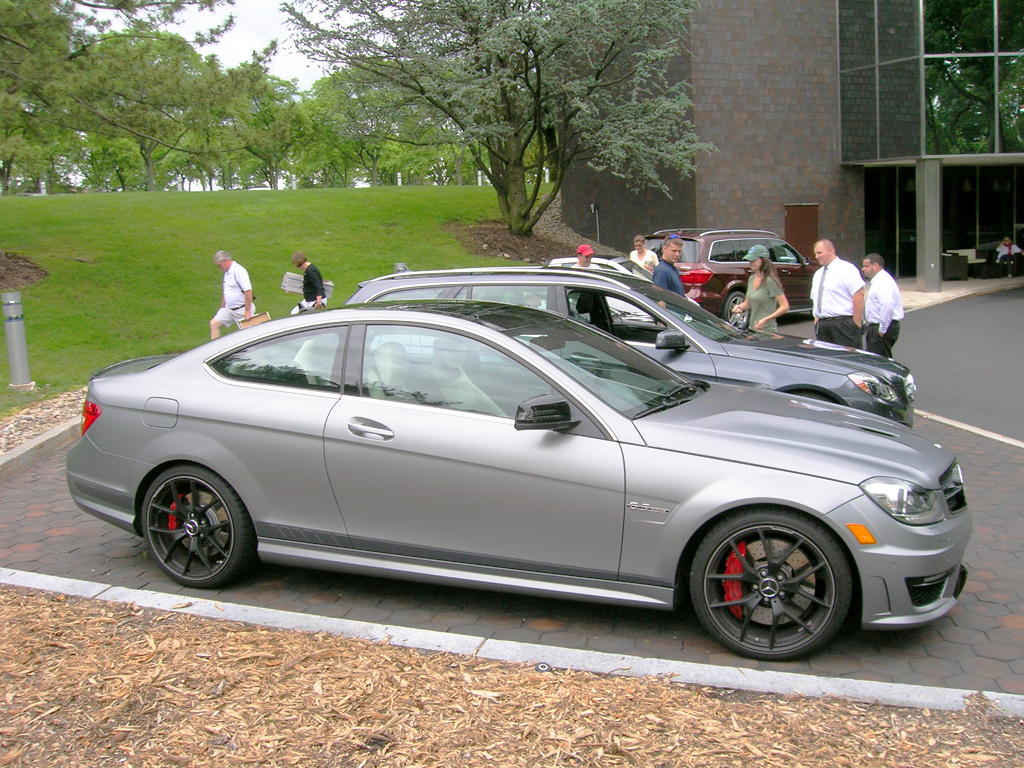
[
  {"left": 861, "top": 477, "right": 944, "bottom": 525},
  {"left": 848, "top": 372, "right": 898, "bottom": 402},
  {"left": 905, "top": 373, "right": 916, "bottom": 404}
]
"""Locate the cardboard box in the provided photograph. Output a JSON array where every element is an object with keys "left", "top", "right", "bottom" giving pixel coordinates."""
[{"left": 239, "top": 311, "right": 271, "bottom": 328}]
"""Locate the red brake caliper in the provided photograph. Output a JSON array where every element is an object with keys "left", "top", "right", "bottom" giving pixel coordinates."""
[
  {"left": 168, "top": 499, "right": 179, "bottom": 530},
  {"left": 723, "top": 542, "right": 747, "bottom": 620}
]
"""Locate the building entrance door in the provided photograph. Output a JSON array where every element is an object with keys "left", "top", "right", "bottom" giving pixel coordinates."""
[{"left": 785, "top": 204, "right": 819, "bottom": 261}]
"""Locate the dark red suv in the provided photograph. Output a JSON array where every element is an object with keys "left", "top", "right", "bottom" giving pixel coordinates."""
[{"left": 645, "top": 229, "right": 818, "bottom": 320}]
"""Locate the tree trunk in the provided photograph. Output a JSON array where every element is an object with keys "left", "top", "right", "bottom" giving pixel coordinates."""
[{"left": 490, "top": 150, "right": 533, "bottom": 236}]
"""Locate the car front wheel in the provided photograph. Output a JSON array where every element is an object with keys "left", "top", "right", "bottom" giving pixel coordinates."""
[
  {"left": 142, "top": 466, "right": 257, "bottom": 588},
  {"left": 689, "top": 508, "right": 852, "bottom": 660}
]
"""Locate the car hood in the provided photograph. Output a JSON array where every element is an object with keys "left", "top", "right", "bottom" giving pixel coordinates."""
[
  {"left": 720, "top": 333, "right": 911, "bottom": 379},
  {"left": 634, "top": 383, "right": 949, "bottom": 487}
]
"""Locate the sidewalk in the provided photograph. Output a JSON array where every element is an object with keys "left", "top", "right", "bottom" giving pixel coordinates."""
[{"left": 898, "top": 274, "right": 1024, "bottom": 311}]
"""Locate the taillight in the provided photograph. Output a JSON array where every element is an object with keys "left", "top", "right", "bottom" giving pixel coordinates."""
[
  {"left": 82, "top": 401, "right": 101, "bottom": 435},
  {"left": 679, "top": 268, "right": 714, "bottom": 286}
]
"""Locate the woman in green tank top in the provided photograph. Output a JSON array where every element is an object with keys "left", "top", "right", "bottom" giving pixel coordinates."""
[{"left": 729, "top": 245, "right": 790, "bottom": 332}]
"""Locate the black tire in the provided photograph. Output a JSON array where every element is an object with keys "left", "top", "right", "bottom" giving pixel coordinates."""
[
  {"left": 722, "top": 290, "right": 747, "bottom": 328},
  {"left": 689, "top": 508, "right": 852, "bottom": 660},
  {"left": 142, "top": 466, "right": 257, "bottom": 588}
]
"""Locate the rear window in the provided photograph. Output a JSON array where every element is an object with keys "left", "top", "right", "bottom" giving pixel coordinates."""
[{"left": 648, "top": 237, "right": 699, "bottom": 263}]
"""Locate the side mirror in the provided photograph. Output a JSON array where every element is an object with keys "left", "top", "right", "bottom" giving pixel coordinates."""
[
  {"left": 514, "top": 393, "right": 580, "bottom": 432},
  {"left": 655, "top": 330, "right": 690, "bottom": 351}
]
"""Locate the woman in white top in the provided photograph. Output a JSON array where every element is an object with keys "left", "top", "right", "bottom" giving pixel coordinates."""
[{"left": 629, "top": 235, "right": 658, "bottom": 273}]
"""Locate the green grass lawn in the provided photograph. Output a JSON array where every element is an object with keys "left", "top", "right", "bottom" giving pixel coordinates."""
[{"left": 0, "top": 186, "right": 505, "bottom": 417}]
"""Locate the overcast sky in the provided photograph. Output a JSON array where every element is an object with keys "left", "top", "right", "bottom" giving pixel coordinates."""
[{"left": 171, "top": 0, "right": 326, "bottom": 90}]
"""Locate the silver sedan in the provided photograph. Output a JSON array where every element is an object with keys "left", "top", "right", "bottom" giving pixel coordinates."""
[{"left": 66, "top": 302, "right": 971, "bottom": 660}]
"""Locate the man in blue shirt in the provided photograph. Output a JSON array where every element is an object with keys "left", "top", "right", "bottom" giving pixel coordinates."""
[{"left": 653, "top": 236, "right": 685, "bottom": 295}]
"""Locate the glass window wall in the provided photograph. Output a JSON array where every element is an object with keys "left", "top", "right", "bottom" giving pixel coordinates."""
[
  {"left": 925, "top": 57, "right": 996, "bottom": 154},
  {"left": 842, "top": 0, "right": 1024, "bottom": 159},
  {"left": 924, "top": 0, "right": 994, "bottom": 54}
]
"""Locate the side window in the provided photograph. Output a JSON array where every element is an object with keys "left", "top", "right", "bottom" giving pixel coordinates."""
[
  {"left": 604, "top": 294, "right": 667, "bottom": 344},
  {"left": 709, "top": 239, "right": 747, "bottom": 263},
  {"left": 372, "top": 286, "right": 451, "bottom": 302},
  {"left": 566, "top": 289, "right": 612, "bottom": 334},
  {"left": 466, "top": 284, "right": 548, "bottom": 310},
  {"left": 362, "top": 325, "right": 550, "bottom": 418},
  {"left": 768, "top": 241, "right": 802, "bottom": 265},
  {"left": 210, "top": 328, "right": 343, "bottom": 392}
]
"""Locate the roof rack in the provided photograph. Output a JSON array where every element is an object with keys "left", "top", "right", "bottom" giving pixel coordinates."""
[
  {"left": 358, "top": 265, "right": 642, "bottom": 289},
  {"left": 651, "top": 228, "right": 779, "bottom": 238}
]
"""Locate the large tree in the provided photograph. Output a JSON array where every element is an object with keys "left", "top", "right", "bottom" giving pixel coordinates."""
[
  {"left": 285, "top": 0, "right": 710, "bottom": 236},
  {"left": 0, "top": 0, "right": 230, "bottom": 193}
]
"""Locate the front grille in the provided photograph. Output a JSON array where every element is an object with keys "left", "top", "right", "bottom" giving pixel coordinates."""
[
  {"left": 941, "top": 462, "right": 967, "bottom": 514},
  {"left": 906, "top": 566, "right": 958, "bottom": 607}
]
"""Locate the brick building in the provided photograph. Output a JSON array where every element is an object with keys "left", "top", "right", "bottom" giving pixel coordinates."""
[{"left": 561, "top": 0, "right": 1024, "bottom": 288}]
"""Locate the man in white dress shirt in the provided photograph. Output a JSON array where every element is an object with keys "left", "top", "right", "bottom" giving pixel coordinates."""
[
  {"left": 810, "top": 239, "right": 864, "bottom": 347},
  {"left": 861, "top": 253, "right": 904, "bottom": 358}
]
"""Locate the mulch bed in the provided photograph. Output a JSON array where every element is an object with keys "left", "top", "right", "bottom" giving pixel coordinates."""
[
  {"left": 1, "top": 587, "right": 1021, "bottom": 767},
  {"left": 0, "top": 252, "right": 46, "bottom": 292},
  {"left": 445, "top": 222, "right": 579, "bottom": 264}
]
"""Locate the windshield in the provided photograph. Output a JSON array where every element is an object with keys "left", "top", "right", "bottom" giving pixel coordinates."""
[{"left": 503, "top": 317, "right": 703, "bottom": 418}]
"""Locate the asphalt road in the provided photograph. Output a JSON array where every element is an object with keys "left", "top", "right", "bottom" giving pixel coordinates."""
[{"left": 778, "top": 287, "right": 1024, "bottom": 443}]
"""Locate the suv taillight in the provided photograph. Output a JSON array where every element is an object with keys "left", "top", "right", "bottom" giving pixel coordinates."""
[
  {"left": 679, "top": 268, "right": 714, "bottom": 286},
  {"left": 82, "top": 401, "right": 101, "bottom": 435}
]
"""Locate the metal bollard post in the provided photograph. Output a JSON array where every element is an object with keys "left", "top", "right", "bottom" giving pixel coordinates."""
[{"left": 2, "top": 291, "right": 35, "bottom": 391}]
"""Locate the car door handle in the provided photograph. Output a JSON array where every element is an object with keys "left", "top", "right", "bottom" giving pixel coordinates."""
[{"left": 347, "top": 419, "right": 394, "bottom": 441}]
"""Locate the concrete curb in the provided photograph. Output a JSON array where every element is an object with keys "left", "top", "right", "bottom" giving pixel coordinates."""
[
  {"left": 0, "top": 417, "right": 79, "bottom": 484},
  {"left": 3, "top": 567, "right": 1023, "bottom": 717}
]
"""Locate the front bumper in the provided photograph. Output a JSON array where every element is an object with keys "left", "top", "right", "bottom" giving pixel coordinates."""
[{"left": 826, "top": 494, "right": 972, "bottom": 629}]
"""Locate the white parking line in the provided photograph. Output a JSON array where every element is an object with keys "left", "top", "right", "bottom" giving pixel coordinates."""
[
  {"left": 918, "top": 410, "right": 1024, "bottom": 450},
  {"left": 3, "top": 567, "right": 1022, "bottom": 716}
]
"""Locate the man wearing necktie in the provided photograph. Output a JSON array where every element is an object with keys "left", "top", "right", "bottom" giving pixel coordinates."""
[{"left": 810, "top": 239, "right": 865, "bottom": 348}]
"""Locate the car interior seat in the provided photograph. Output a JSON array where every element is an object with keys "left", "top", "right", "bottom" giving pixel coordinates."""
[{"left": 366, "top": 342, "right": 409, "bottom": 399}]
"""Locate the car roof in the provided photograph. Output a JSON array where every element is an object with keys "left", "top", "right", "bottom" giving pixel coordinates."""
[
  {"left": 650, "top": 228, "right": 780, "bottom": 238},
  {"left": 357, "top": 266, "right": 649, "bottom": 291}
]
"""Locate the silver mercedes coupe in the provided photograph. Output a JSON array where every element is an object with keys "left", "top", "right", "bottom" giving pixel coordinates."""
[{"left": 66, "top": 302, "right": 970, "bottom": 660}]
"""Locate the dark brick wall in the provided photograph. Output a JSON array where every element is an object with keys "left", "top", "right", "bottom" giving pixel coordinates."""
[{"left": 561, "top": 0, "right": 866, "bottom": 257}]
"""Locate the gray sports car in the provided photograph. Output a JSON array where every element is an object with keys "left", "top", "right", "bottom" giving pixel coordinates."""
[{"left": 66, "top": 302, "right": 970, "bottom": 660}]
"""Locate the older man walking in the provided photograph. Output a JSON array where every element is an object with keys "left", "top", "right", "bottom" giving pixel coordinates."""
[
  {"left": 210, "top": 250, "right": 254, "bottom": 339},
  {"left": 810, "top": 239, "right": 864, "bottom": 348},
  {"left": 861, "top": 253, "right": 903, "bottom": 358}
]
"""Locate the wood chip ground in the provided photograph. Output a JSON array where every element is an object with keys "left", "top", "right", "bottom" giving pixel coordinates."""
[{"left": 1, "top": 588, "right": 1021, "bottom": 767}]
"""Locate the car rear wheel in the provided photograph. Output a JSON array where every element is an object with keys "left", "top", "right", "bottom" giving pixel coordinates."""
[
  {"left": 689, "top": 508, "right": 852, "bottom": 660},
  {"left": 722, "top": 290, "right": 747, "bottom": 328},
  {"left": 142, "top": 466, "right": 257, "bottom": 588}
]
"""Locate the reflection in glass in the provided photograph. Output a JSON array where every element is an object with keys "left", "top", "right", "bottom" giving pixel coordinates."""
[
  {"left": 925, "top": 57, "right": 995, "bottom": 153},
  {"left": 840, "top": 0, "right": 875, "bottom": 70},
  {"left": 878, "top": 0, "right": 919, "bottom": 62},
  {"left": 1000, "top": 0, "right": 1024, "bottom": 52},
  {"left": 879, "top": 60, "right": 921, "bottom": 157},
  {"left": 924, "top": 0, "right": 993, "bottom": 54},
  {"left": 841, "top": 70, "right": 877, "bottom": 161},
  {"left": 999, "top": 57, "right": 1023, "bottom": 152}
]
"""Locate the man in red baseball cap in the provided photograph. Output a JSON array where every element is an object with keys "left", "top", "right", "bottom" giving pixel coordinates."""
[{"left": 574, "top": 244, "right": 595, "bottom": 268}]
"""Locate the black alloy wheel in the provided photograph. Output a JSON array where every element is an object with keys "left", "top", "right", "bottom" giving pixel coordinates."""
[
  {"left": 142, "top": 466, "right": 257, "bottom": 588},
  {"left": 690, "top": 508, "right": 852, "bottom": 660}
]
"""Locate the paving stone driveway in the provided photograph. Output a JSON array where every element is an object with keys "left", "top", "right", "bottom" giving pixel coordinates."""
[{"left": 2, "top": 418, "right": 1023, "bottom": 694}]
